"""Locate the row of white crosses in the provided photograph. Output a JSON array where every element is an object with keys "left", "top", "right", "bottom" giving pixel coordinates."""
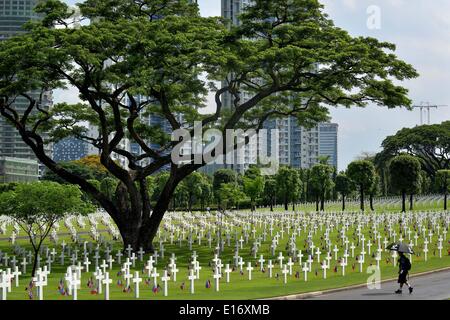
[{"left": 0, "top": 210, "right": 447, "bottom": 299}]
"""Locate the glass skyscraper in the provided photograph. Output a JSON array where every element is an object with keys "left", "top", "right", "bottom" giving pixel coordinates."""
[
  {"left": 53, "top": 137, "right": 89, "bottom": 162},
  {"left": 0, "top": 0, "right": 53, "bottom": 167}
]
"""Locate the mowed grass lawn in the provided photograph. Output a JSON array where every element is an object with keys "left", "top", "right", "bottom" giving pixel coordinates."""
[{"left": 1, "top": 211, "right": 449, "bottom": 300}]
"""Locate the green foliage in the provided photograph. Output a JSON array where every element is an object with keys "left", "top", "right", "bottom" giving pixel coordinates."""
[
  {"left": 347, "top": 160, "right": 376, "bottom": 211},
  {"left": 0, "top": 181, "right": 92, "bottom": 275},
  {"left": 218, "top": 182, "right": 245, "bottom": 210},
  {"left": 151, "top": 172, "right": 170, "bottom": 202},
  {"left": 335, "top": 173, "right": 354, "bottom": 197},
  {"left": 309, "top": 163, "right": 334, "bottom": 196},
  {"left": 389, "top": 154, "right": 422, "bottom": 195},
  {"left": 0, "top": 181, "right": 90, "bottom": 219},
  {"left": 183, "top": 172, "right": 212, "bottom": 210},
  {"left": 244, "top": 165, "right": 262, "bottom": 180},
  {"left": 0, "top": 0, "right": 420, "bottom": 247},
  {"left": 213, "top": 169, "right": 238, "bottom": 200},
  {"left": 275, "top": 166, "right": 302, "bottom": 209},
  {"left": 380, "top": 121, "right": 450, "bottom": 177},
  {"left": 0, "top": 182, "right": 18, "bottom": 194},
  {"left": 100, "top": 177, "right": 119, "bottom": 201},
  {"left": 347, "top": 160, "right": 376, "bottom": 192},
  {"left": 436, "top": 170, "right": 450, "bottom": 193},
  {"left": 42, "top": 162, "right": 95, "bottom": 183},
  {"left": 243, "top": 175, "right": 265, "bottom": 211},
  {"left": 263, "top": 177, "right": 277, "bottom": 208},
  {"left": 309, "top": 163, "right": 334, "bottom": 210}
]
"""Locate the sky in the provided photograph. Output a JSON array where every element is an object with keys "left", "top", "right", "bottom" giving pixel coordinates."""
[{"left": 62, "top": 0, "right": 450, "bottom": 171}]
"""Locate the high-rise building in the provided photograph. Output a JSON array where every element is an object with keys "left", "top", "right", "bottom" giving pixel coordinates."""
[
  {"left": 0, "top": 156, "right": 39, "bottom": 183},
  {"left": 53, "top": 137, "right": 89, "bottom": 162},
  {"left": 221, "top": 0, "right": 339, "bottom": 172},
  {"left": 0, "top": 0, "right": 53, "bottom": 172},
  {"left": 318, "top": 123, "right": 338, "bottom": 168}
]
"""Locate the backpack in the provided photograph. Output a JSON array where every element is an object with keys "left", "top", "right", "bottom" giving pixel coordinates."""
[{"left": 404, "top": 258, "right": 411, "bottom": 271}]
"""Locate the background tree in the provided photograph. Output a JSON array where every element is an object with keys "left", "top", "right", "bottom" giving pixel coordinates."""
[
  {"left": 218, "top": 182, "right": 245, "bottom": 211},
  {"left": 42, "top": 161, "right": 96, "bottom": 184},
  {"left": 0, "top": 0, "right": 418, "bottom": 250},
  {"left": 213, "top": 169, "right": 238, "bottom": 210},
  {"left": 276, "top": 166, "right": 301, "bottom": 211},
  {"left": 380, "top": 121, "right": 450, "bottom": 179},
  {"left": 0, "top": 182, "right": 18, "bottom": 194},
  {"left": 100, "top": 177, "right": 119, "bottom": 202},
  {"left": 263, "top": 178, "right": 277, "bottom": 211},
  {"left": 173, "top": 181, "right": 189, "bottom": 211},
  {"left": 347, "top": 160, "right": 376, "bottom": 212},
  {"left": 0, "top": 181, "right": 91, "bottom": 276},
  {"left": 243, "top": 175, "right": 264, "bottom": 212},
  {"left": 436, "top": 170, "right": 450, "bottom": 210},
  {"left": 389, "top": 154, "right": 422, "bottom": 212},
  {"left": 368, "top": 173, "right": 380, "bottom": 211},
  {"left": 335, "top": 173, "right": 354, "bottom": 211},
  {"left": 309, "top": 163, "right": 334, "bottom": 211},
  {"left": 184, "top": 172, "right": 204, "bottom": 211},
  {"left": 198, "top": 175, "right": 213, "bottom": 211},
  {"left": 73, "top": 155, "right": 111, "bottom": 180}
]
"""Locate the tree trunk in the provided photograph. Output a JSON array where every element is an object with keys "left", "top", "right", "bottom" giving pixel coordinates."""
[
  {"left": 188, "top": 193, "right": 193, "bottom": 212},
  {"left": 31, "top": 249, "right": 39, "bottom": 278},
  {"left": 409, "top": 194, "right": 414, "bottom": 211},
  {"left": 112, "top": 171, "right": 182, "bottom": 253},
  {"left": 370, "top": 194, "right": 374, "bottom": 211},
  {"left": 342, "top": 194, "right": 346, "bottom": 211},
  {"left": 292, "top": 201, "right": 295, "bottom": 211},
  {"left": 320, "top": 191, "right": 325, "bottom": 211},
  {"left": 445, "top": 192, "right": 448, "bottom": 211},
  {"left": 360, "top": 185, "right": 365, "bottom": 212},
  {"left": 284, "top": 195, "right": 288, "bottom": 211},
  {"left": 401, "top": 191, "right": 406, "bottom": 212},
  {"left": 270, "top": 199, "right": 273, "bottom": 212},
  {"left": 315, "top": 196, "right": 319, "bottom": 212}
]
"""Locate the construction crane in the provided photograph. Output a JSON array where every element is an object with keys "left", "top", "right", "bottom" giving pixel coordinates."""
[{"left": 412, "top": 102, "right": 448, "bottom": 125}]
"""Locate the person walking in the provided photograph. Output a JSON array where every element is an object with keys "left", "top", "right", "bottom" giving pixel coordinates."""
[{"left": 395, "top": 252, "right": 413, "bottom": 294}]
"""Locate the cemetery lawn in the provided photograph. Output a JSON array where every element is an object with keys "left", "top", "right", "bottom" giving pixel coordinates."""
[{"left": 1, "top": 212, "right": 449, "bottom": 300}]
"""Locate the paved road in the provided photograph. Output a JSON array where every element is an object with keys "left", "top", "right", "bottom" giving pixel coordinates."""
[{"left": 302, "top": 270, "right": 450, "bottom": 300}]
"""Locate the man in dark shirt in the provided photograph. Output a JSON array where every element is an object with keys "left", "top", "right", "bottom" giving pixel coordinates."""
[{"left": 395, "top": 252, "right": 413, "bottom": 294}]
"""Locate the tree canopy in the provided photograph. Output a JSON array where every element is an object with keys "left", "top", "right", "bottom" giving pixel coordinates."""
[
  {"left": 0, "top": 181, "right": 91, "bottom": 276},
  {"left": 347, "top": 160, "right": 376, "bottom": 211},
  {"left": 389, "top": 154, "right": 422, "bottom": 212},
  {"left": 0, "top": 0, "right": 418, "bottom": 250},
  {"left": 380, "top": 121, "right": 450, "bottom": 177}
]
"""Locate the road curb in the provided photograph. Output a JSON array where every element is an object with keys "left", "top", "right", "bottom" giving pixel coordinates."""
[{"left": 262, "top": 266, "right": 450, "bottom": 300}]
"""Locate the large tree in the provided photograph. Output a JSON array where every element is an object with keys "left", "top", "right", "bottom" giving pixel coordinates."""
[
  {"left": 0, "top": 0, "right": 417, "bottom": 250},
  {"left": 389, "top": 154, "right": 422, "bottom": 212},
  {"left": 347, "top": 160, "right": 376, "bottom": 212}
]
